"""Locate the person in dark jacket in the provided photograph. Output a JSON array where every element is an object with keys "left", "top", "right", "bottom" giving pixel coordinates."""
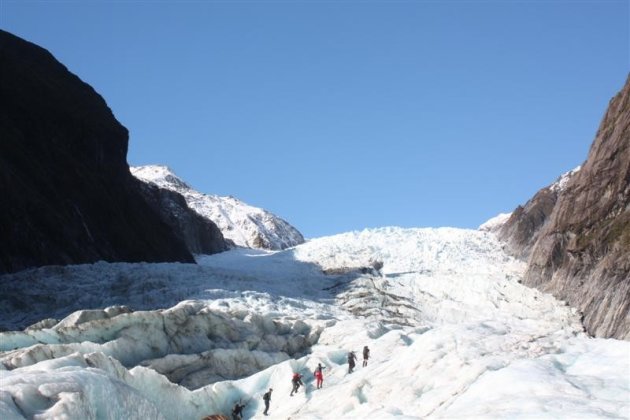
[
  {"left": 363, "top": 345, "right": 370, "bottom": 367},
  {"left": 348, "top": 351, "right": 357, "bottom": 373},
  {"left": 262, "top": 388, "right": 272, "bottom": 415},
  {"left": 231, "top": 401, "right": 246, "bottom": 420}
]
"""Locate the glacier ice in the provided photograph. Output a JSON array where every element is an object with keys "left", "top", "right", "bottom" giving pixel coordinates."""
[{"left": 0, "top": 227, "right": 628, "bottom": 419}]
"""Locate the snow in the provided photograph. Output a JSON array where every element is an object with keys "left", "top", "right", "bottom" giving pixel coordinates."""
[
  {"left": 131, "top": 165, "right": 304, "bottom": 250},
  {"left": 1, "top": 227, "right": 628, "bottom": 419},
  {"left": 479, "top": 212, "right": 512, "bottom": 232},
  {"left": 550, "top": 165, "right": 581, "bottom": 193}
]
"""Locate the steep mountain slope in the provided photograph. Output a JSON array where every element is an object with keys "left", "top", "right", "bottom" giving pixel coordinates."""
[
  {"left": 1, "top": 227, "right": 627, "bottom": 419},
  {"left": 496, "top": 167, "right": 580, "bottom": 258},
  {"left": 132, "top": 165, "right": 304, "bottom": 250},
  {"left": 136, "top": 182, "right": 227, "bottom": 255},
  {"left": 498, "top": 76, "right": 630, "bottom": 340},
  {"left": 0, "top": 30, "right": 195, "bottom": 273}
]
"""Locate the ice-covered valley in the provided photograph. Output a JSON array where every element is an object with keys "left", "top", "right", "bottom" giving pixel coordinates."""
[{"left": 1, "top": 227, "right": 628, "bottom": 419}]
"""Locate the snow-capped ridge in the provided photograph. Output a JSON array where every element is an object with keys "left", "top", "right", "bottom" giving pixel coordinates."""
[
  {"left": 549, "top": 165, "right": 581, "bottom": 193},
  {"left": 132, "top": 164, "right": 192, "bottom": 192},
  {"left": 131, "top": 165, "right": 304, "bottom": 250}
]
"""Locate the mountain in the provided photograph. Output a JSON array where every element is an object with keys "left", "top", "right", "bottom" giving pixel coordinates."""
[
  {"left": 495, "top": 167, "right": 581, "bottom": 259},
  {"left": 135, "top": 182, "right": 228, "bottom": 255},
  {"left": 0, "top": 30, "right": 195, "bottom": 274},
  {"left": 132, "top": 165, "right": 305, "bottom": 250},
  {"left": 496, "top": 76, "right": 630, "bottom": 340},
  {"left": 1, "top": 227, "right": 628, "bottom": 419}
]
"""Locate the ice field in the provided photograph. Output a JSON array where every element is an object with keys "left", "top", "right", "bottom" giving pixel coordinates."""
[{"left": 1, "top": 227, "right": 628, "bottom": 419}]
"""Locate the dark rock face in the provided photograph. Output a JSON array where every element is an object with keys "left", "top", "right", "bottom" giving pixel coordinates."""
[
  {"left": 503, "top": 75, "right": 630, "bottom": 340},
  {"left": 0, "top": 30, "right": 196, "bottom": 273},
  {"left": 498, "top": 187, "right": 560, "bottom": 259},
  {"left": 137, "top": 182, "right": 228, "bottom": 255}
]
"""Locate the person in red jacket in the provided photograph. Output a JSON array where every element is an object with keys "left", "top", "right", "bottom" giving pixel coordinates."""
[
  {"left": 314, "top": 363, "right": 326, "bottom": 389},
  {"left": 290, "top": 373, "right": 303, "bottom": 396}
]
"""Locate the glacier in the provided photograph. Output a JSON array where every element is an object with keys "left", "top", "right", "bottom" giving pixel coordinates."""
[{"left": 0, "top": 227, "right": 628, "bottom": 419}]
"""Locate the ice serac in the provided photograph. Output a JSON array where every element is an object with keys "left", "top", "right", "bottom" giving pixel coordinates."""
[
  {"left": 132, "top": 165, "right": 305, "bottom": 250},
  {"left": 503, "top": 75, "right": 630, "bottom": 340},
  {"left": 0, "top": 30, "right": 195, "bottom": 274}
]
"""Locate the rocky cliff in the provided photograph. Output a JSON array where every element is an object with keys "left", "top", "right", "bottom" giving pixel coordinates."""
[
  {"left": 500, "top": 76, "right": 630, "bottom": 340},
  {"left": 0, "top": 30, "right": 197, "bottom": 273},
  {"left": 497, "top": 167, "right": 580, "bottom": 259}
]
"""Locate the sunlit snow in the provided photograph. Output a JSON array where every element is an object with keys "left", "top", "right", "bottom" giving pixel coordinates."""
[
  {"left": 131, "top": 165, "right": 304, "bottom": 250},
  {"left": 1, "top": 227, "right": 628, "bottom": 419},
  {"left": 550, "top": 166, "right": 581, "bottom": 193},
  {"left": 478, "top": 213, "right": 511, "bottom": 232}
]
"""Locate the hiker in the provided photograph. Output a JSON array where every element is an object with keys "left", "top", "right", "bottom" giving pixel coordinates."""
[
  {"left": 314, "top": 363, "right": 326, "bottom": 389},
  {"left": 262, "top": 388, "right": 272, "bottom": 416},
  {"left": 231, "top": 401, "right": 246, "bottom": 420},
  {"left": 363, "top": 345, "right": 370, "bottom": 367},
  {"left": 348, "top": 351, "right": 357, "bottom": 373},
  {"left": 290, "top": 372, "right": 303, "bottom": 396}
]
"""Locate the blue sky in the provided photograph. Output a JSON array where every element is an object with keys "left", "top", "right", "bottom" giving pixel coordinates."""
[{"left": 2, "top": 0, "right": 628, "bottom": 238}]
